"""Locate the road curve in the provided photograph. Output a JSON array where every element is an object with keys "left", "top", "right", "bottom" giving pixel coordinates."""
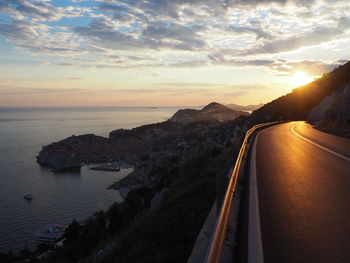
[{"left": 252, "top": 121, "right": 350, "bottom": 263}]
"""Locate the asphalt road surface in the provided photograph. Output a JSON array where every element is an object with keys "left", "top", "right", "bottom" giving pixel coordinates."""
[{"left": 251, "top": 121, "right": 350, "bottom": 263}]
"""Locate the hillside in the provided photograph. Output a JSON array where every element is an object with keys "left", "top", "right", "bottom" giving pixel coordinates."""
[
  {"left": 226, "top": 103, "right": 264, "bottom": 112},
  {"left": 250, "top": 61, "right": 350, "bottom": 123},
  {"left": 170, "top": 102, "right": 249, "bottom": 123}
]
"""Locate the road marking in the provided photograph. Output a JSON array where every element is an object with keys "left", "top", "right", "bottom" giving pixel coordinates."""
[
  {"left": 248, "top": 131, "right": 264, "bottom": 263},
  {"left": 291, "top": 123, "right": 350, "bottom": 162}
]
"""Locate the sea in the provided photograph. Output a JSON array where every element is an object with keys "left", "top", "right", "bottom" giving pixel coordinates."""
[{"left": 0, "top": 107, "right": 182, "bottom": 253}]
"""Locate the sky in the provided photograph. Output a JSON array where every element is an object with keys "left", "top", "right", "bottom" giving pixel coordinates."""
[{"left": 0, "top": 0, "right": 349, "bottom": 107}]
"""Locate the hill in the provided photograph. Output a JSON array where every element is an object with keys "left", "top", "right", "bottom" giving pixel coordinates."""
[
  {"left": 226, "top": 103, "right": 264, "bottom": 112},
  {"left": 169, "top": 102, "right": 249, "bottom": 123},
  {"left": 250, "top": 61, "right": 350, "bottom": 123}
]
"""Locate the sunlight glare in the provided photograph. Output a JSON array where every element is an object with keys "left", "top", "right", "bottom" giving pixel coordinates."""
[{"left": 289, "top": 72, "right": 313, "bottom": 86}]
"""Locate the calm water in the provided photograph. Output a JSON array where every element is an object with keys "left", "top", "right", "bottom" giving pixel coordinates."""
[{"left": 0, "top": 107, "right": 180, "bottom": 253}]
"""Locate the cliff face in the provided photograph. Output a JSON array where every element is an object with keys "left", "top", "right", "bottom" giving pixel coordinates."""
[
  {"left": 307, "top": 93, "right": 337, "bottom": 122},
  {"left": 37, "top": 134, "right": 113, "bottom": 171},
  {"left": 319, "top": 86, "right": 350, "bottom": 138},
  {"left": 169, "top": 102, "right": 249, "bottom": 123}
]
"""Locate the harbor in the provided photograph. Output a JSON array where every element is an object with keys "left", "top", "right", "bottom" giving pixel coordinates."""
[{"left": 89, "top": 160, "right": 133, "bottom": 172}]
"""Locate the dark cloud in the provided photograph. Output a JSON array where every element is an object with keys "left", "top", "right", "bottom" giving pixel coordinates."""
[
  {"left": 142, "top": 22, "right": 206, "bottom": 50},
  {"left": 110, "top": 0, "right": 315, "bottom": 19},
  {"left": 229, "top": 0, "right": 315, "bottom": 6},
  {"left": 74, "top": 18, "right": 206, "bottom": 51},
  {"left": 0, "top": 0, "right": 65, "bottom": 21},
  {"left": 130, "top": 0, "right": 227, "bottom": 18},
  {"left": 227, "top": 25, "right": 273, "bottom": 40},
  {"left": 208, "top": 55, "right": 276, "bottom": 67},
  {"left": 0, "top": 19, "right": 36, "bottom": 39},
  {"left": 74, "top": 19, "right": 144, "bottom": 50}
]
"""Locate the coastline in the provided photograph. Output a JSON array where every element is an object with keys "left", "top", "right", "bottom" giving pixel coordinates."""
[
  {"left": 1, "top": 103, "right": 251, "bottom": 261},
  {"left": 0, "top": 106, "right": 183, "bottom": 255}
]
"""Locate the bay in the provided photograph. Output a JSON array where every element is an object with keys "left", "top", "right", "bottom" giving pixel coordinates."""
[{"left": 0, "top": 107, "right": 181, "bottom": 252}]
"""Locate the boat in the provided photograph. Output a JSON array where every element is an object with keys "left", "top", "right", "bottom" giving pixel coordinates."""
[
  {"left": 23, "top": 193, "right": 33, "bottom": 200},
  {"left": 35, "top": 225, "right": 64, "bottom": 244}
]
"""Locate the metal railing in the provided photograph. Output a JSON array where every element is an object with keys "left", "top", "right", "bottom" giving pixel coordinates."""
[{"left": 205, "top": 121, "right": 279, "bottom": 263}]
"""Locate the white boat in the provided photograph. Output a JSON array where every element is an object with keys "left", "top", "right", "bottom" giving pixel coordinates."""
[
  {"left": 35, "top": 225, "right": 64, "bottom": 244},
  {"left": 24, "top": 193, "right": 33, "bottom": 200}
]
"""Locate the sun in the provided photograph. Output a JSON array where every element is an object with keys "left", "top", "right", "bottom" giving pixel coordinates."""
[{"left": 289, "top": 71, "right": 313, "bottom": 86}]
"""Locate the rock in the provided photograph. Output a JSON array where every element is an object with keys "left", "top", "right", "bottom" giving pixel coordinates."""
[
  {"left": 307, "top": 92, "right": 337, "bottom": 122},
  {"left": 320, "top": 85, "right": 350, "bottom": 137}
]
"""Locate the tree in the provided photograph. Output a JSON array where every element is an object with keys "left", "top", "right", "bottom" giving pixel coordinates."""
[
  {"left": 108, "top": 203, "right": 124, "bottom": 234},
  {"left": 64, "top": 219, "right": 81, "bottom": 243}
]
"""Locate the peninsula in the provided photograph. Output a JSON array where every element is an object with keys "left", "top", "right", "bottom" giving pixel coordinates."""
[{"left": 37, "top": 102, "right": 249, "bottom": 191}]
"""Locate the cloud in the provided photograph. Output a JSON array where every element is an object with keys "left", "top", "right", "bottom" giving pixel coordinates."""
[
  {"left": 74, "top": 18, "right": 206, "bottom": 51},
  {"left": 243, "top": 17, "right": 350, "bottom": 55},
  {"left": 74, "top": 19, "right": 144, "bottom": 50},
  {"left": 0, "top": 0, "right": 349, "bottom": 72},
  {"left": 53, "top": 77, "right": 88, "bottom": 81},
  {"left": 0, "top": 19, "right": 40, "bottom": 39},
  {"left": 0, "top": 19, "right": 86, "bottom": 57},
  {"left": 142, "top": 22, "right": 207, "bottom": 50},
  {"left": 225, "top": 24, "right": 273, "bottom": 40},
  {"left": 271, "top": 60, "right": 342, "bottom": 76},
  {"left": 229, "top": 0, "right": 316, "bottom": 6},
  {"left": 0, "top": 87, "right": 84, "bottom": 95},
  {"left": 208, "top": 55, "right": 275, "bottom": 67},
  {"left": 0, "top": 0, "right": 90, "bottom": 21},
  {"left": 227, "top": 84, "right": 272, "bottom": 90},
  {"left": 208, "top": 55, "right": 343, "bottom": 76}
]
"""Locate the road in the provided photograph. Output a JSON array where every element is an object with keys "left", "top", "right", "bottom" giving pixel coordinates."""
[{"left": 249, "top": 121, "right": 350, "bottom": 263}]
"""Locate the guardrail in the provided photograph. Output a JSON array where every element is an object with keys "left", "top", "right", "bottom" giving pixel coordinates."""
[{"left": 205, "top": 121, "right": 279, "bottom": 263}]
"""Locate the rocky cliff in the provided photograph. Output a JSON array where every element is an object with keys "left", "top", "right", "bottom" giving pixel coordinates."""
[
  {"left": 318, "top": 86, "right": 350, "bottom": 138},
  {"left": 307, "top": 92, "right": 337, "bottom": 122}
]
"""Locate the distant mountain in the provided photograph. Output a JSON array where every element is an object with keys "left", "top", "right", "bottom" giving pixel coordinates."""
[
  {"left": 226, "top": 103, "right": 264, "bottom": 112},
  {"left": 251, "top": 61, "right": 350, "bottom": 123},
  {"left": 169, "top": 102, "right": 249, "bottom": 123}
]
